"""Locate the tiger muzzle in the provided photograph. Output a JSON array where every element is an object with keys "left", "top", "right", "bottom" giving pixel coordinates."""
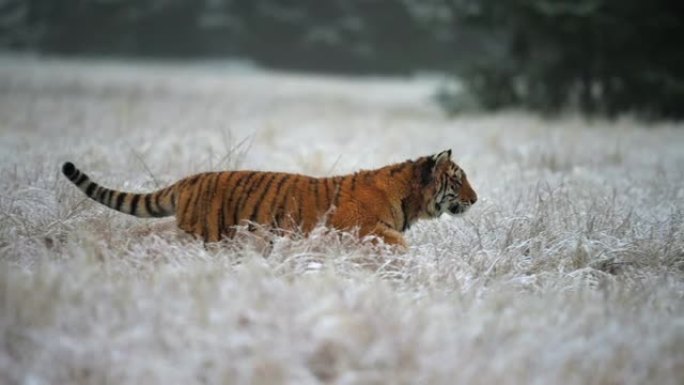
[{"left": 448, "top": 203, "right": 469, "bottom": 215}]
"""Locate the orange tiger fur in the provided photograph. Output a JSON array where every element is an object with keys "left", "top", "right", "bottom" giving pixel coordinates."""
[{"left": 61, "top": 150, "right": 477, "bottom": 248}]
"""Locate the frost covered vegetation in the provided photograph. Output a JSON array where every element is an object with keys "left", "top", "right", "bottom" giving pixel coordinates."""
[{"left": 1, "top": 57, "right": 683, "bottom": 385}]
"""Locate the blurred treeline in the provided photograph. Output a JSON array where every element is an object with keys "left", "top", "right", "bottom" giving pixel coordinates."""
[{"left": 1, "top": 0, "right": 682, "bottom": 119}]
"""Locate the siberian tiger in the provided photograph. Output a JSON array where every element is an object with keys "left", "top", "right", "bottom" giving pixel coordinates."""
[{"left": 61, "top": 150, "right": 477, "bottom": 249}]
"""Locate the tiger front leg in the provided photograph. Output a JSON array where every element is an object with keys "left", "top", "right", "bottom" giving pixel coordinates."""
[{"left": 367, "top": 223, "right": 408, "bottom": 253}]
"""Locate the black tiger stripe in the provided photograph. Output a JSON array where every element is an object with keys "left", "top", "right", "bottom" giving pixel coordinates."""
[
  {"left": 154, "top": 190, "right": 163, "bottom": 215},
  {"left": 277, "top": 176, "right": 300, "bottom": 228},
  {"left": 401, "top": 197, "right": 410, "bottom": 232},
  {"left": 178, "top": 174, "right": 202, "bottom": 222},
  {"left": 311, "top": 178, "right": 321, "bottom": 215},
  {"left": 233, "top": 172, "right": 264, "bottom": 226},
  {"left": 350, "top": 173, "right": 358, "bottom": 192},
  {"left": 436, "top": 176, "right": 448, "bottom": 201},
  {"left": 332, "top": 177, "right": 342, "bottom": 208},
  {"left": 296, "top": 177, "right": 306, "bottom": 225},
  {"left": 105, "top": 189, "right": 114, "bottom": 207},
  {"left": 246, "top": 173, "right": 271, "bottom": 205},
  {"left": 217, "top": 176, "right": 227, "bottom": 239},
  {"left": 233, "top": 173, "right": 265, "bottom": 226},
  {"left": 201, "top": 175, "right": 218, "bottom": 242},
  {"left": 339, "top": 174, "right": 353, "bottom": 201},
  {"left": 201, "top": 173, "right": 221, "bottom": 239},
  {"left": 176, "top": 178, "right": 200, "bottom": 218},
  {"left": 74, "top": 173, "right": 87, "bottom": 186},
  {"left": 318, "top": 179, "right": 329, "bottom": 219},
  {"left": 183, "top": 174, "right": 203, "bottom": 189},
  {"left": 144, "top": 194, "right": 156, "bottom": 217},
  {"left": 197, "top": 174, "right": 217, "bottom": 228},
  {"left": 181, "top": 174, "right": 208, "bottom": 226},
  {"left": 228, "top": 172, "right": 256, "bottom": 205},
  {"left": 264, "top": 174, "right": 289, "bottom": 220},
  {"left": 241, "top": 173, "right": 272, "bottom": 220},
  {"left": 270, "top": 175, "right": 296, "bottom": 228},
  {"left": 273, "top": 174, "right": 290, "bottom": 197},
  {"left": 209, "top": 173, "right": 221, "bottom": 200},
  {"left": 85, "top": 183, "right": 96, "bottom": 197},
  {"left": 115, "top": 192, "right": 126, "bottom": 211},
  {"left": 164, "top": 186, "right": 176, "bottom": 214},
  {"left": 389, "top": 162, "right": 409, "bottom": 176},
  {"left": 95, "top": 187, "right": 104, "bottom": 201},
  {"left": 179, "top": 184, "right": 198, "bottom": 224},
  {"left": 223, "top": 172, "right": 252, "bottom": 227},
  {"left": 130, "top": 194, "right": 141, "bottom": 216},
  {"left": 321, "top": 177, "right": 330, "bottom": 212},
  {"left": 251, "top": 174, "right": 287, "bottom": 221},
  {"left": 190, "top": 174, "right": 208, "bottom": 231},
  {"left": 169, "top": 189, "right": 177, "bottom": 211},
  {"left": 219, "top": 173, "right": 239, "bottom": 237},
  {"left": 248, "top": 174, "right": 278, "bottom": 222}
]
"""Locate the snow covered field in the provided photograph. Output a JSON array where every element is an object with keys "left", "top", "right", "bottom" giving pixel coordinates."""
[{"left": 1, "top": 56, "right": 683, "bottom": 385}]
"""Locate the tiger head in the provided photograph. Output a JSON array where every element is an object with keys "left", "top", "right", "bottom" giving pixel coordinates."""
[{"left": 420, "top": 149, "right": 477, "bottom": 218}]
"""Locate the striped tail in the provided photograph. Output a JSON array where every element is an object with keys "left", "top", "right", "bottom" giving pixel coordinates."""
[{"left": 62, "top": 162, "right": 176, "bottom": 218}]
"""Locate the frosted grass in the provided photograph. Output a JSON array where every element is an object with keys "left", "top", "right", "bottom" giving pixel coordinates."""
[{"left": 1, "top": 57, "right": 683, "bottom": 385}]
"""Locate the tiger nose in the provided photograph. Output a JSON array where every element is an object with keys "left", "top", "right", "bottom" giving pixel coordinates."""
[{"left": 468, "top": 195, "right": 478, "bottom": 205}]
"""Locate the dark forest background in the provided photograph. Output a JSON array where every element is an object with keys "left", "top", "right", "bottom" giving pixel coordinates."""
[{"left": 1, "top": 0, "right": 683, "bottom": 119}]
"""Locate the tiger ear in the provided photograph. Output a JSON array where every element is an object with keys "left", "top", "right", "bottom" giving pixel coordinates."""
[
  {"left": 421, "top": 149, "right": 451, "bottom": 185},
  {"left": 432, "top": 149, "right": 452, "bottom": 165}
]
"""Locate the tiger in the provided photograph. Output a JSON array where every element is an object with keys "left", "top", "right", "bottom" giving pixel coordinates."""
[{"left": 61, "top": 149, "right": 477, "bottom": 249}]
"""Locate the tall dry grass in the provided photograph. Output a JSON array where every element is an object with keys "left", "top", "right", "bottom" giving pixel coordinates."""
[{"left": 1, "top": 56, "right": 683, "bottom": 385}]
